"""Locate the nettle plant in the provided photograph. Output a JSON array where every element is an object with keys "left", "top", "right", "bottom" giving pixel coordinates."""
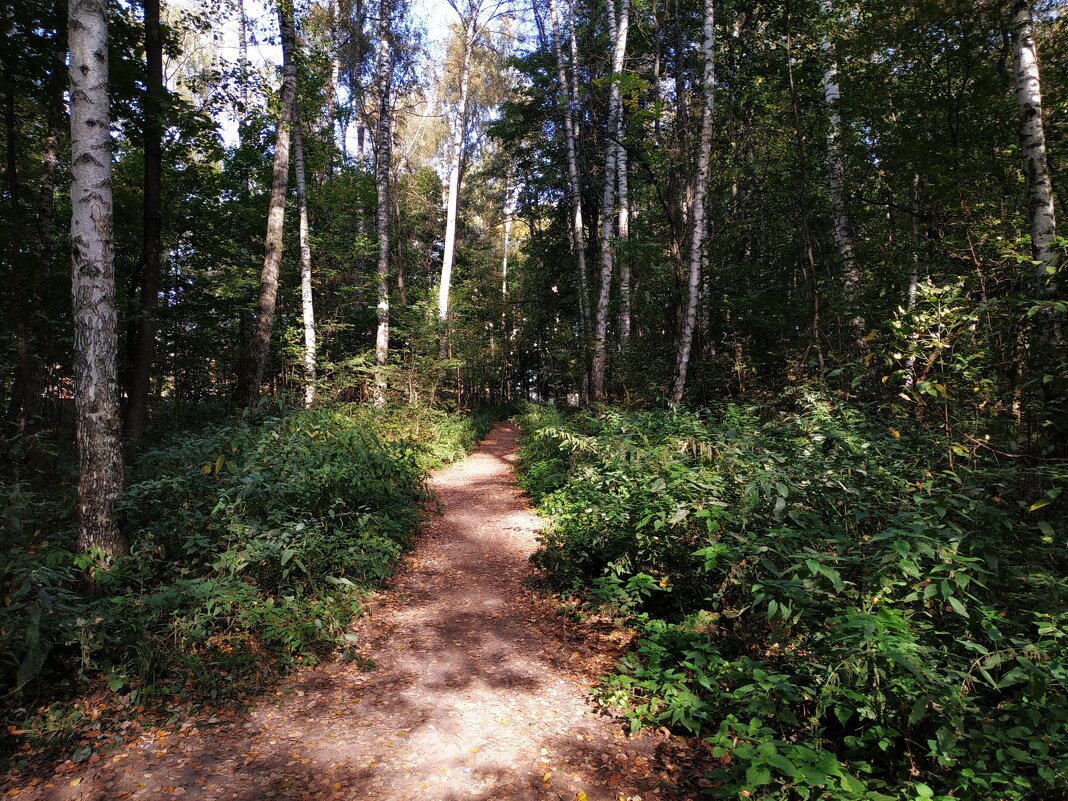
[{"left": 517, "top": 394, "right": 1068, "bottom": 800}]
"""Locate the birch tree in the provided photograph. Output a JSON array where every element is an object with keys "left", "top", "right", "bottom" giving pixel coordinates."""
[
  {"left": 668, "top": 0, "right": 713, "bottom": 405},
  {"left": 819, "top": 0, "right": 863, "bottom": 343},
  {"left": 293, "top": 116, "right": 317, "bottom": 408},
  {"left": 437, "top": 2, "right": 477, "bottom": 332},
  {"left": 591, "top": 0, "right": 629, "bottom": 401},
  {"left": 1012, "top": 0, "right": 1058, "bottom": 292},
  {"left": 373, "top": 0, "right": 393, "bottom": 405},
  {"left": 69, "top": 0, "right": 125, "bottom": 558},
  {"left": 548, "top": 0, "right": 590, "bottom": 394},
  {"left": 236, "top": 0, "right": 298, "bottom": 407}
]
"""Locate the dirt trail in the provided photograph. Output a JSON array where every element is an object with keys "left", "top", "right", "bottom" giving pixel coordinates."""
[{"left": 5, "top": 423, "right": 701, "bottom": 800}]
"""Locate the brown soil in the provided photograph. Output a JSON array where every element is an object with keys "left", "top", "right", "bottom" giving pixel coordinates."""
[{"left": 2, "top": 423, "right": 708, "bottom": 800}]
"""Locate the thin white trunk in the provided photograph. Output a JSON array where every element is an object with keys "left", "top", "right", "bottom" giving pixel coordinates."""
[
  {"left": 373, "top": 0, "right": 392, "bottom": 406},
  {"left": 293, "top": 116, "right": 317, "bottom": 408},
  {"left": 501, "top": 166, "right": 513, "bottom": 397},
  {"left": 614, "top": 0, "right": 631, "bottom": 352},
  {"left": 592, "top": 0, "right": 628, "bottom": 401},
  {"left": 438, "top": 12, "right": 477, "bottom": 326},
  {"left": 668, "top": 0, "right": 714, "bottom": 406},
  {"left": 548, "top": 0, "right": 590, "bottom": 387},
  {"left": 616, "top": 78, "right": 631, "bottom": 351},
  {"left": 1013, "top": 0, "right": 1058, "bottom": 290},
  {"left": 820, "top": 0, "right": 863, "bottom": 341},
  {"left": 70, "top": 0, "right": 125, "bottom": 558},
  {"left": 238, "top": 0, "right": 248, "bottom": 116},
  {"left": 326, "top": 0, "right": 339, "bottom": 153}
]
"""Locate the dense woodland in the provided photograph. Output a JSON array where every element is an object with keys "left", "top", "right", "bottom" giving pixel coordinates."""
[{"left": 1, "top": 0, "right": 1066, "bottom": 796}]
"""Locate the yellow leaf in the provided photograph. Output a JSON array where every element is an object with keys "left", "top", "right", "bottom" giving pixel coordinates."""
[{"left": 577, "top": 793, "right": 588, "bottom": 801}]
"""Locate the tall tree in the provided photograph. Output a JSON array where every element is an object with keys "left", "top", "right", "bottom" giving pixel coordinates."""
[
  {"left": 1012, "top": 0, "right": 1058, "bottom": 292},
  {"left": 668, "top": 0, "right": 714, "bottom": 405},
  {"left": 236, "top": 0, "right": 298, "bottom": 407},
  {"left": 819, "top": 0, "right": 863, "bottom": 343},
  {"left": 69, "top": 0, "right": 126, "bottom": 559},
  {"left": 124, "top": 0, "right": 165, "bottom": 450},
  {"left": 373, "top": 0, "right": 392, "bottom": 405},
  {"left": 591, "top": 0, "right": 629, "bottom": 401},
  {"left": 437, "top": 0, "right": 480, "bottom": 334},
  {"left": 548, "top": 0, "right": 590, "bottom": 397},
  {"left": 293, "top": 115, "right": 317, "bottom": 408}
]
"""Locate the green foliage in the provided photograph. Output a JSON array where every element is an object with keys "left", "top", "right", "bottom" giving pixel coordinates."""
[
  {"left": 517, "top": 392, "right": 1068, "bottom": 799},
  {"left": 0, "top": 405, "right": 489, "bottom": 715}
]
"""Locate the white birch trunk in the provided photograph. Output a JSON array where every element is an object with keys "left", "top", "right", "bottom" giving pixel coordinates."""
[
  {"left": 70, "top": 0, "right": 125, "bottom": 558},
  {"left": 1013, "top": 0, "right": 1058, "bottom": 290},
  {"left": 325, "top": 0, "right": 340, "bottom": 155},
  {"left": 820, "top": 0, "right": 863, "bottom": 342},
  {"left": 438, "top": 11, "right": 477, "bottom": 326},
  {"left": 373, "top": 0, "right": 392, "bottom": 406},
  {"left": 293, "top": 116, "right": 317, "bottom": 408},
  {"left": 238, "top": 0, "right": 248, "bottom": 115},
  {"left": 615, "top": 0, "right": 631, "bottom": 352},
  {"left": 549, "top": 0, "right": 591, "bottom": 391},
  {"left": 592, "top": 0, "right": 628, "bottom": 401},
  {"left": 501, "top": 166, "right": 513, "bottom": 398},
  {"left": 616, "top": 86, "right": 631, "bottom": 352},
  {"left": 668, "top": 0, "right": 714, "bottom": 406}
]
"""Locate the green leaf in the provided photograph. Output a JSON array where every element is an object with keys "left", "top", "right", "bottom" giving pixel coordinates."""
[
  {"left": 746, "top": 765, "right": 773, "bottom": 787},
  {"left": 767, "top": 753, "right": 798, "bottom": 777},
  {"left": 947, "top": 595, "right": 969, "bottom": 618},
  {"left": 840, "top": 773, "right": 866, "bottom": 794}
]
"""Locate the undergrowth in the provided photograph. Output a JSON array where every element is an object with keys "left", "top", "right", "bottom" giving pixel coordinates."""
[
  {"left": 0, "top": 404, "right": 491, "bottom": 760},
  {"left": 516, "top": 392, "right": 1068, "bottom": 800}
]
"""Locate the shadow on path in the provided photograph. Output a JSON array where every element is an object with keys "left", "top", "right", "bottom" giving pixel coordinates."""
[{"left": 3, "top": 424, "right": 704, "bottom": 801}]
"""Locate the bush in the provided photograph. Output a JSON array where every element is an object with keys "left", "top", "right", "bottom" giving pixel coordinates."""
[
  {"left": 517, "top": 389, "right": 1068, "bottom": 799},
  {"left": 0, "top": 404, "right": 491, "bottom": 718}
]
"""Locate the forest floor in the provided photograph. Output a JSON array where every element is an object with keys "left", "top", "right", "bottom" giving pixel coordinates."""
[{"left": 1, "top": 423, "right": 711, "bottom": 801}]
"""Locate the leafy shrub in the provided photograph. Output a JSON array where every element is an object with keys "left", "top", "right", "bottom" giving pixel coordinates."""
[
  {"left": 517, "top": 389, "right": 1068, "bottom": 799},
  {"left": 0, "top": 404, "right": 491, "bottom": 716}
]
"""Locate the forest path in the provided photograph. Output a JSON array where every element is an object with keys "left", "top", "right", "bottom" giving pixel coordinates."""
[{"left": 8, "top": 423, "right": 705, "bottom": 801}]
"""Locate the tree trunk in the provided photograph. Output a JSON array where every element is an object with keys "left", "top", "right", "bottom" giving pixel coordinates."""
[
  {"left": 124, "top": 0, "right": 164, "bottom": 451},
  {"left": 325, "top": 0, "right": 340, "bottom": 173},
  {"left": 1012, "top": 0, "right": 1058, "bottom": 291},
  {"left": 668, "top": 0, "right": 714, "bottom": 406},
  {"left": 615, "top": 0, "right": 631, "bottom": 353},
  {"left": 238, "top": 0, "right": 249, "bottom": 116},
  {"left": 616, "top": 89, "right": 631, "bottom": 353},
  {"left": 501, "top": 169, "right": 513, "bottom": 401},
  {"left": 592, "top": 0, "right": 628, "bottom": 401},
  {"left": 819, "top": 0, "right": 863, "bottom": 344},
  {"left": 373, "top": 0, "right": 392, "bottom": 406},
  {"left": 236, "top": 0, "right": 297, "bottom": 407},
  {"left": 438, "top": 8, "right": 477, "bottom": 335},
  {"left": 70, "top": 0, "right": 126, "bottom": 560},
  {"left": 293, "top": 116, "right": 317, "bottom": 408},
  {"left": 549, "top": 0, "right": 590, "bottom": 396}
]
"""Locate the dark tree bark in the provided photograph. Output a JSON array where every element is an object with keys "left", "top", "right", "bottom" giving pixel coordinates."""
[
  {"left": 124, "top": 0, "right": 164, "bottom": 451},
  {"left": 235, "top": 0, "right": 298, "bottom": 407}
]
